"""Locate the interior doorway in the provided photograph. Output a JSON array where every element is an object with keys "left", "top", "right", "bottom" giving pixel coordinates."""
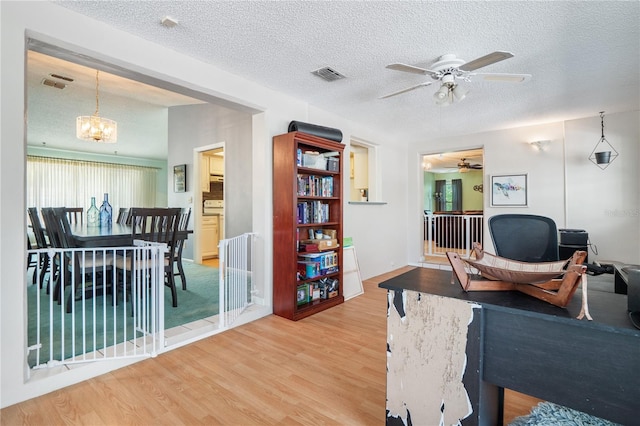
[
  {"left": 421, "top": 148, "right": 484, "bottom": 261},
  {"left": 193, "top": 143, "right": 225, "bottom": 265}
]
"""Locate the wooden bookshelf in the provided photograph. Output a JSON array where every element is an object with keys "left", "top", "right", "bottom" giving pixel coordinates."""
[{"left": 273, "top": 131, "right": 344, "bottom": 320}]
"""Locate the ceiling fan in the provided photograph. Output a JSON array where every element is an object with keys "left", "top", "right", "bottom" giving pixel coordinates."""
[
  {"left": 380, "top": 51, "right": 531, "bottom": 105},
  {"left": 457, "top": 158, "right": 483, "bottom": 173}
]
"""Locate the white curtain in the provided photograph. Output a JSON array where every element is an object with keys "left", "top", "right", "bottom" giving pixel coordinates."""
[{"left": 27, "top": 156, "right": 158, "bottom": 214}]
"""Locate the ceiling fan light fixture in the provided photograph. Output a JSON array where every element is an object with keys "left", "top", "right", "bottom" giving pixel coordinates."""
[
  {"left": 76, "top": 70, "right": 117, "bottom": 143},
  {"left": 452, "top": 85, "right": 468, "bottom": 101},
  {"left": 433, "top": 84, "right": 449, "bottom": 101}
]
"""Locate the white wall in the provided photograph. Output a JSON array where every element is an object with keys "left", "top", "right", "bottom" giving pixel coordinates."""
[
  {"left": 564, "top": 111, "right": 640, "bottom": 264},
  {"left": 306, "top": 106, "right": 408, "bottom": 279},
  {"left": 167, "top": 103, "right": 254, "bottom": 261},
  {"left": 407, "top": 112, "right": 640, "bottom": 265}
]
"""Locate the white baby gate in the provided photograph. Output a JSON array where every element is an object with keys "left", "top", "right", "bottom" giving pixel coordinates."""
[
  {"left": 424, "top": 213, "right": 484, "bottom": 257},
  {"left": 218, "top": 233, "right": 256, "bottom": 328},
  {"left": 27, "top": 234, "right": 257, "bottom": 369},
  {"left": 27, "top": 241, "right": 166, "bottom": 369}
]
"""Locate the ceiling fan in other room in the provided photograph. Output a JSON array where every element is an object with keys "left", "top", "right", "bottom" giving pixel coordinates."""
[
  {"left": 457, "top": 158, "right": 483, "bottom": 173},
  {"left": 380, "top": 51, "right": 531, "bottom": 106}
]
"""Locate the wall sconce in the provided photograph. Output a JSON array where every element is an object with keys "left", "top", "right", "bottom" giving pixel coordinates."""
[
  {"left": 529, "top": 140, "right": 550, "bottom": 151},
  {"left": 589, "top": 111, "right": 618, "bottom": 170}
]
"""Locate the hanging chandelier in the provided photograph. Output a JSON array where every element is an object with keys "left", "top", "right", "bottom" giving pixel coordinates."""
[
  {"left": 588, "top": 111, "right": 617, "bottom": 170},
  {"left": 76, "top": 70, "right": 117, "bottom": 143}
]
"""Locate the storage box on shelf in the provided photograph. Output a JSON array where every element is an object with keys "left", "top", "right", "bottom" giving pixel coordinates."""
[{"left": 273, "top": 131, "right": 344, "bottom": 320}]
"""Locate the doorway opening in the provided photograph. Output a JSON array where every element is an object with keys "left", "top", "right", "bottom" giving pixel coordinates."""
[
  {"left": 421, "top": 148, "right": 484, "bottom": 263},
  {"left": 193, "top": 143, "right": 225, "bottom": 266}
]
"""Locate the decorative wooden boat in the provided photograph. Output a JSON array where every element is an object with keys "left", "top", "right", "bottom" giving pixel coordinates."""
[{"left": 446, "top": 244, "right": 589, "bottom": 316}]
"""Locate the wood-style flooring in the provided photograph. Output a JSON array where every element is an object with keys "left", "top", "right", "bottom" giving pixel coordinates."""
[{"left": 1, "top": 266, "right": 538, "bottom": 425}]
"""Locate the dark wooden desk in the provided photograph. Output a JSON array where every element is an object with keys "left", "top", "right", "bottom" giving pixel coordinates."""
[
  {"left": 71, "top": 224, "right": 191, "bottom": 248},
  {"left": 380, "top": 267, "right": 640, "bottom": 426}
]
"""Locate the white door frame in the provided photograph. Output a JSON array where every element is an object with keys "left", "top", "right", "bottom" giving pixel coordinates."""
[{"left": 193, "top": 142, "right": 225, "bottom": 263}]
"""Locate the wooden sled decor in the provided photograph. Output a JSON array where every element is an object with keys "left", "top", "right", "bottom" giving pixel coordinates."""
[{"left": 446, "top": 244, "right": 588, "bottom": 314}]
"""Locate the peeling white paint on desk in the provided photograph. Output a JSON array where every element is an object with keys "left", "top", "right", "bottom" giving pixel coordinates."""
[{"left": 386, "top": 289, "right": 479, "bottom": 426}]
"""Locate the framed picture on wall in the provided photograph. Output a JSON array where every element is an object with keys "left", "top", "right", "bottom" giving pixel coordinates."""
[
  {"left": 174, "top": 164, "right": 186, "bottom": 193},
  {"left": 490, "top": 174, "right": 527, "bottom": 207}
]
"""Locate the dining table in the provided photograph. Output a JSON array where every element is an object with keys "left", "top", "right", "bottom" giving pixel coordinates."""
[{"left": 70, "top": 223, "right": 192, "bottom": 248}]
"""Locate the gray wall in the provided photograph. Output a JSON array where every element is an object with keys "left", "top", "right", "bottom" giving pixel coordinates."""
[{"left": 167, "top": 103, "right": 253, "bottom": 260}]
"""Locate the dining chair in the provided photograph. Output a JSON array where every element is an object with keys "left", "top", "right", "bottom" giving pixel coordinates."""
[
  {"left": 41, "top": 207, "right": 66, "bottom": 303},
  {"left": 174, "top": 207, "right": 192, "bottom": 290},
  {"left": 115, "top": 207, "right": 181, "bottom": 309},
  {"left": 47, "top": 207, "right": 114, "bottom": 313},
  {"left": 116, "top": 208, "right": 129, "bottom": 225},
  {"left": 27, "top": 235, "right": 38, "bottom": 284},
  {"left": 65, "top": 207, "right": 84, "bottom": 226},
  {"left": 28, "top": 207, "right": 51, "bottom": 290}
]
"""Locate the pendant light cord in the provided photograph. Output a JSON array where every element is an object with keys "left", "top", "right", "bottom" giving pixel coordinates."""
[
  {"left": 94, "top": 70, "right": 100, "bottom": 116},
  {"left": 600, "top": 111, "right": 605, "bottom": 139}
]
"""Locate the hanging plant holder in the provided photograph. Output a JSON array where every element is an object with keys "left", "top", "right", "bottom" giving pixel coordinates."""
[{"left": 588, "top": 111, "right": 618, "bottom": 170}]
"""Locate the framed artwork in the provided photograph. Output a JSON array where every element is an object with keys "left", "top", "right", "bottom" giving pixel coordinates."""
[
  {"left": 491, "top": 174, "right": 527, "bottom": 207},
  {"left": 173, "top": 164, "right": 186, "bottom": 193}
]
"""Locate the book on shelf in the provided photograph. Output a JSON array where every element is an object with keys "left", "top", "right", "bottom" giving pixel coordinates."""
[
  {"left": 296, "top": 201, "right": 330, "bottom": 224},
  {"left": 296, "top": 174, "right": 334, "bottom": 197}
]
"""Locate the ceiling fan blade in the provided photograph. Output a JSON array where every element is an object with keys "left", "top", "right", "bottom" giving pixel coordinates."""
[
  {"left": 459, "top": 51, "right": 514, "bottom": 71},
  {"left": 379, "top": 82, "right": 432, "bottom": 99},
  {"left": 472, "top": 72, "right": 532, "bottom": 82},
  {"left": 385, "top": 63, "right": 437, "bottom": 76}
]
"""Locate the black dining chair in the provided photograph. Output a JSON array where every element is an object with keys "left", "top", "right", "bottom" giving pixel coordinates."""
[
  {"left": 27, "top": 235, "right": 38, "bottom": 284},
  {"left": 116, "top": 208, "right": 129, "bottom": 225},
  {"left": 27, "top": 207, "right": 50, "bottom": 289},
  {"left": 115, "top": 207, "right": 181, "bottom": 309},
  {"left": 65, "top": 207, "right": 84, "bottom": 226},
  {"left": 45, "top": 207, "right": 114, "bottom": 312},
  {"left": 174, "top": 207, "right": 192, "bottom": 290},
  {"left": 41, "top": 208, "right": 66, "bottom": 303}
]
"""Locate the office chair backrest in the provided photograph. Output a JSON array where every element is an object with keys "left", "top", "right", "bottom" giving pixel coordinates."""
[{"left": 488, "top": 214, "right": 559, "bottom": 262}]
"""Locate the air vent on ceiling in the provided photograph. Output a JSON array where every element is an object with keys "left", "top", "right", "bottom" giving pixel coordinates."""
[
  {"left": 42, "top": 78, "right": 66, "bottom": 89},
  {"left": 311, "top": 66, "right": 346, "bottom": 82},
  {"left": 49, "top": 73, "right": 74, "bottom": 82}
]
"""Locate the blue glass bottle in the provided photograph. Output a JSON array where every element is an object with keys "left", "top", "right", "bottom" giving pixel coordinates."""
[{"left": 99, "top": 193, "right": 112, "bottom": 227}]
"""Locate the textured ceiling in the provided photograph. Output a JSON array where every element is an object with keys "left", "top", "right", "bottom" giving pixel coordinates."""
[{"left": 36, "top": 1, "right": 639, "bottom": 158}]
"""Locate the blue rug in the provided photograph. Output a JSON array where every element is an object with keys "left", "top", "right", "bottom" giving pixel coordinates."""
[
  {"left": 27, "top": 262, "right": 219, "bottom": 367},
  {"left": 509, "top": 402, "right": 621, "bottom": 426}
]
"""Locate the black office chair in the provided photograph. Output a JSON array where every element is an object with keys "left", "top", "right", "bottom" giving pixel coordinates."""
[{"left": 488, "top": 214, "right": 559, "bottom": 262}]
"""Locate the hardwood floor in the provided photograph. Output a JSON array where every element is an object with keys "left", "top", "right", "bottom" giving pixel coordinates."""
[
  {"left": 1, "top": 266, "right": 538, "bottom": 425},
  {"left": 201, "top": 257, "right": 219, "bottom": 268}
]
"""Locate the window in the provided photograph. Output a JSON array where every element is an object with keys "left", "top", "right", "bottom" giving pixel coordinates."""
[
  {"left": 26, "top": 156, "right": 158, "bottom": 213},
  {"left": 349, "top": 138, "right": 380, "bottom": 203}
]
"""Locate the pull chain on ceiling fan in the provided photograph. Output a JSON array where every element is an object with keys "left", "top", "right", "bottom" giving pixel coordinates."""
[{"left": 380, "top": 51, "right": 531, "bottom": 106}]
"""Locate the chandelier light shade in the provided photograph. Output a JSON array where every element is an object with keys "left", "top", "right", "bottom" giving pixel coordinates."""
[
  {"left": 588, "top": 111, "right": 617, "bottom": 170},
  {"left": 76, "top": 70, "right": 117, "bottom": 143}
]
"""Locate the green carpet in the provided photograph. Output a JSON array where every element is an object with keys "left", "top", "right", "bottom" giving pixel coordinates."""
[{"left": 27, "top": 262, "right": 219, "bottom": 367}]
